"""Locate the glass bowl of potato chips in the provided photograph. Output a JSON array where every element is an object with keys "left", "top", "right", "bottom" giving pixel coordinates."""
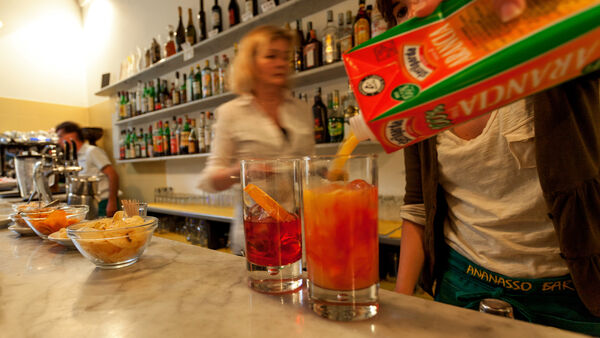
[
  {"left": 21, "top": 205, "right": 89, "bottom": 239},
  {"left": 67, "top": 211, "right": 158, "bottom": 269}
]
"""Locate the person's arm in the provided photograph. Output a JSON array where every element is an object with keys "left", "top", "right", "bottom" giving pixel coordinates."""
[
  {"left": 197, "top": 106, "right": 239, "bottom": 192},
  {"left": 101, "top": 164, "right": 119, "bottom": 217},
  {"left": 395, "top": 219, "right": 425, "bottom": 294}
]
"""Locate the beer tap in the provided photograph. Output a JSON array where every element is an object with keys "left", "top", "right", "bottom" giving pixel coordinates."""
[{"left": 32, "top": 143, "right": 82, "bottom": 204}]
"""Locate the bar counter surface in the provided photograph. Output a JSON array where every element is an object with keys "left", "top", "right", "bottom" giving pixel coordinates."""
[{"left": 0, "top": 230, "right": 584, "bottom": 337}]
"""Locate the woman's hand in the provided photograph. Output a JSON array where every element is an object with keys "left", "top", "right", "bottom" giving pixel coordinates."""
[{"left": 413, "top": 0, "right": 526, "bottom": 22}]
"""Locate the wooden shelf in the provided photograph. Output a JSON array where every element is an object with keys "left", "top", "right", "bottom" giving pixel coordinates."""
[
  {"left": 116, "top": 140, "right": 383, "bottom": 164},
  {"left": 116, "top": 153, "right": 210, "bottom": 164},
  {"left": 95, "top": 0, "right": 343, "bottom": 97},
  {"left": 112, "top": 62, "right": 347, "bottom": 128}
]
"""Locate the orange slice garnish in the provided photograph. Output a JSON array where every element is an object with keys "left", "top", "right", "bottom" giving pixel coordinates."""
[{"left": 243, "top": 184, "right": 294, "bottom": 222}]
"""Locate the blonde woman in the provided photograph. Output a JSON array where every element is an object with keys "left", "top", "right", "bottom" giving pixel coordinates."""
[{"left": 197, "top": 25, "right": 315, "bottom": 255}]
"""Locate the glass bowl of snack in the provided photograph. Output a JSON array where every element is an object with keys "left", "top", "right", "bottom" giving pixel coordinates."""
[
  {"left": 21, "top": 205, "right": 89, "bottom": 239},
  {"left": 67, "top": 211, "right": 158, "bottom": 269}
]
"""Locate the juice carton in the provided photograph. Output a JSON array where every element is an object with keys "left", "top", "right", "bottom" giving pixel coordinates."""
[{"left": 343, "top": 0, "right": 600, "bottom": 153}]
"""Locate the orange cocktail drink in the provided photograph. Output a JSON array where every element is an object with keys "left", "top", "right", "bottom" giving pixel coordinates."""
[
  {"left": 303, "top": 180, "right": 378, "bottom": 290},
  {"left": 302, "top": 154, "right": 379, "bottom": 321}
]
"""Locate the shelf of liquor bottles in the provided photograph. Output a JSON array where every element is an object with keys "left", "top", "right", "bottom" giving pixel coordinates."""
[
  {"left": 116, "top": 139, "right": 383, "bottom": 164},
  {"left": 114, "top": 62, "right": 347, "bottom": 128},
  {"left": 95, "top": 0, "right": 342, "bottom": 98}
]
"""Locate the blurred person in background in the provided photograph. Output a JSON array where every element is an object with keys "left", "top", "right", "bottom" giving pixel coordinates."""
[
  {"left": 197, "top": 25, "right": 315, "bottom": 255},
  {"left": 376, "top": 0, "right": 600, "bottom": 334},
  {"left": 56, "top": 121, "right": 120, "bottom": 217}
]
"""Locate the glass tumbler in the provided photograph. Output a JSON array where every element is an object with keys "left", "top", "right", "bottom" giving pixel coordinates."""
[
  {"left": 241, "top": 158, "right": 303, "bottom": 294},
  {"left": 302, "top": 154, "right": 379, "bottom": 321}
]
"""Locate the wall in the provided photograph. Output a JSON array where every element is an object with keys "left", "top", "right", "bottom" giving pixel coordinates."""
[
  {"left": 0, "top": 97, "right": 88, "bottom": 132},
  {"left": 0, "top": 0, "right": 88, "bottom": 107}
]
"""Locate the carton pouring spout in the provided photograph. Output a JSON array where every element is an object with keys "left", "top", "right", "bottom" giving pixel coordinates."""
[{"left": 349, "top": 113, "right": 376, "bottom": 142}]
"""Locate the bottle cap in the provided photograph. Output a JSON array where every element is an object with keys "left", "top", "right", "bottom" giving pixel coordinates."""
[
  {"left": 479, "top": 299, "right": 514, "bottom": 318},
  {"left": 349, "top": 112, "right": 376, "bottom": 141}
]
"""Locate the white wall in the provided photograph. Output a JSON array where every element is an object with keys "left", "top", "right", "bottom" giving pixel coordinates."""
[{"left": 0, "top": 0, "right": 88, "bottom": 107}]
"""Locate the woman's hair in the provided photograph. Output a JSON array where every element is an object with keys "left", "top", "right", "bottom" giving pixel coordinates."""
[
  {"left": 376, "top": 0, "right": 396, "bottom": 28},
  {"left": 230, "top": 25, "right": 294, "bottom": 95}
]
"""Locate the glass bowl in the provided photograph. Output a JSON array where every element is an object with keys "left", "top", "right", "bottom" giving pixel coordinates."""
[
  {"left": 67, "top": 216, "right": 158, "bottom": 269},
  {"left": 12, "top": 202, "right": 66, "bottom": 214},
  {"left": 21, "top": 205, "right": 89, "bottom": 239}
]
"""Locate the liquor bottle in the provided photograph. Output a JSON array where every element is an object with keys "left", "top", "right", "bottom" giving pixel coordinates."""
[
  {"left": 353, "top": 0, "right": 371, "bottom": 47},
  {"left": 202, "top": 60, "right": 213, "bottom": 98},
  {"left": 343, "top": 82, "right": 358, "bottom": 140},
  {"left": 303, "top": 22, "right": 322, "bottom": 70},
  {"left": 366, "top": 4, "right": 373, "bottom": 19},
  {"left": 194, "top": 64, "right": 203, "bottom": 100},
  {"left": 138, "top": 128, "right": 146, "bottom": 158},
  {"left": 173, "top": 72, "right": 181, "bottom": 105},
  {"left": 212, "top": 55, "right": 221, "bottom": 95},
  {"left": 147, "top": 126, "right": 154, "bottom": 157},
  {"left": 293, "top": 19, "right": 305, "bottom": 72},
  {"left": 170, "top": 116, "right": 179, "bottom": 156},
  {"left": 165, "top": 25, "right": 177, "bottom": 57},
  {"left": 328, "top": 90, "right": 344, "bottom": 142},
  {"left": 245, "top": 0, "right": 258, "bottom": 17},
  {"left": 322, "top": 10, "right": 338, "bottom": 65},
  {"left": 339, "top": 11, "right": 354, "bottom": 56},
  {"left": 186, "top": 8, "right": 198, "bottom": 45},
  {"left": 219, "top": 55, "right": 229, "bottom": 93},
  {"left": 131, "top": 128, "right": 139, "bottom": 158},
  {"left": 181, "top": 73, "right": 188, "bottom": 103},
  {"left": 155, "top": 121, "right": 164, "bottom": 156},
  {"left": 124, "top": 92, "right": 132, "bottom": 118},
  {"left": 147, "top": 82, "right": 154, "bottom": 113},
  {"left": 187, "top": 67, "right": 195, "bottom": 102},
  {"left": 136, "top": 81, "right": 143, "bottom": 115},
  {"left": 163, "top": 80, "right": 171, "bottom": 107},
  {"left": 128, "top": 92, "right": 135, "bottom": 117},
  {"left": 228, "top": 0, "right": 241, "bottom": 27},
  {"left": 119, "top": 130, "right": 126, "bottom": 159},
  {"left": 189, "top": 119, "right": 199, "bottom": 154},
  {"left": 180, "top": 118, "right": 191, "bottom": 154},
  {"left": 204, "top": 112, "right": 213, "bottom": 152},
  {"left": 371, "top": 5, "right": 387, "bottom": 37},
  {"left": 176, "top": 117, "right": 183, "bottom": 155},
  {"left": 117, "top": 92, "right": 125, "bottom": 120},
  {"left": 166, "top": 81, "right": 174, "bottom": 108},
  {"left": 176, "top": 7, "right": 186, "bottom": 51},
  {"left": 163, "top": 120, "right": 171, "bottom": 156},
  {"left": 198, "top": 0, "right": 208, "bottom": 41},
  {"left": 123, "top": 129, "right": 129, "bottom": 159},
  {"left": 151, "top": 38, "right": 161, "bottom": 63},
  {"left": 155, "top": 78, "right": 162, "bottom": 110},
  {"left": 312, "top": 87, "right": 329, "bottom": 143},
  {"left": 212, "top": 0, "right": 223, "bottom": 33}
]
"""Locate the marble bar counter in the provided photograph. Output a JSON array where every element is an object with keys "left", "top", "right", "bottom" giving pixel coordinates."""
[{"left": 0, "top": 230, "right": 583, "bottom": 338}]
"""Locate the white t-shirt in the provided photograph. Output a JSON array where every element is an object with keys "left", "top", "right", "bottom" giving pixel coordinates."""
[
  {"left": 197, "top": 93, "right": 315, "bottom": 254},
  {"left": 77, "top": 143, "right": 112, "bottom": 200},
  {"left": 401, "top": 100, "right": 569, "bottom": 278}
]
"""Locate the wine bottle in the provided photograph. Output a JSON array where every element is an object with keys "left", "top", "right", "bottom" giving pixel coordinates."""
[
  {"left": 176, "top": 6, "right": 186, "bottom": 51},
  {"left": 303, "top": 22, "right": 322, "bottom": 70},
  {"left": 186, "top": 8, "right": 198, "bottom": 45},
  {"left": 212, "top": 0, "right": 223, "bottom": 33},
  {"left": 312, "top": 87, "right": 329, "bottom": 143},
  {"left": 198, "top": 0, "right": 207, "bottom": 41},
  {"left": 228, "top": 0, "right": 241, "bottom": 27},
  {"left": 294, "top": 19, "right": 305, "bottom": 72}
]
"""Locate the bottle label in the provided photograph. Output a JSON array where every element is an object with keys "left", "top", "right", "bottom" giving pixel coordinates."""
[
  {"left": 323, "top": 34, "right": 336, "bottom": 64},
  {"left": 229, "top": 9, "right": 236, "bottom": 26},
  {"left": 339, "top": 35, "right": 353, "bottom": 55},
  {"left": 202, "top": 73, "right": 212, "bottom": 97},
  {"left": 306, "top": 48, "right": 315, "bottom": 68},
  {"left": 354, "top": 19, "right": 370, "bottom": 46},
  {"left": 328, "top": 119, "right": 344, "bottom": 140},
  {"left": 193, "top": 81, "right": 201, "bottom": 96},
  {"left": 212, "top": 12, "right": 221, "bottom": 27},
  {"left": 261, "top": 0, "right": 276, "bottom": 13}
]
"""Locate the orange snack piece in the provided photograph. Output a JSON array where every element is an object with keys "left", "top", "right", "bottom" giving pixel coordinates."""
[{"left": 243, "top": 184, "right": 294, "bottom": 223}]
